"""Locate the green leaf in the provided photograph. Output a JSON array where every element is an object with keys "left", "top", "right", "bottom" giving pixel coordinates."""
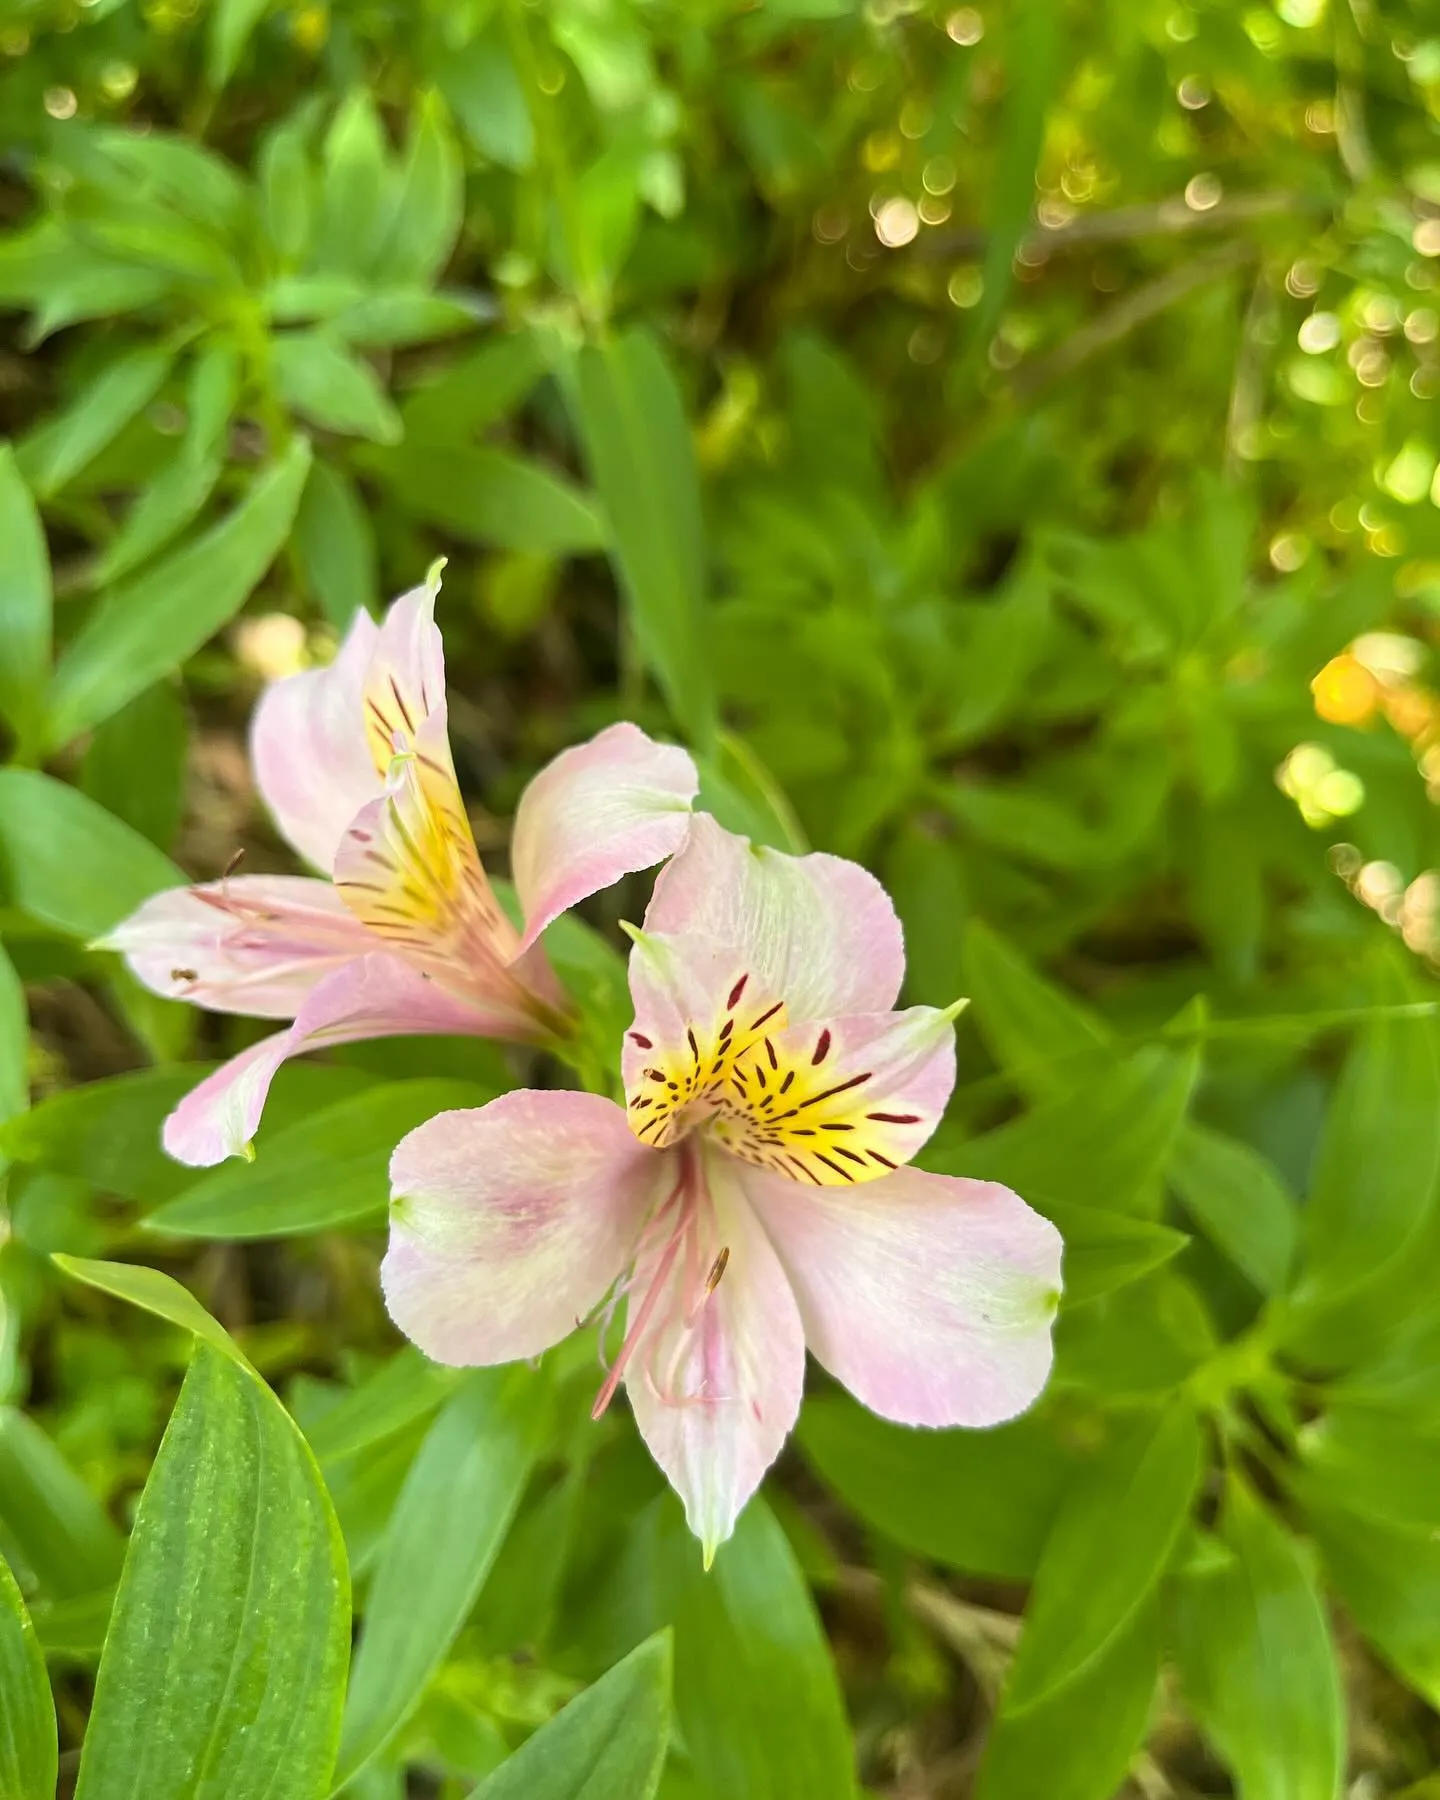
[
  {"left": 93, "top": 447, "right": 226, "bottom": 585},
  {"left": 1289, "top": 956, "right": 1440, "bottom": 1330},
  {"left": 72, "top": 1345, "right": 350, "bottom": 1800},
  {"left": 1003, "top": 1405, "right": 1202, "bottom": 1713},
  {"left": 0, "top": 445, "right": 51, "bottom": 744},
  {"left": 965, "top": 0, "right": 1058, "bottom": 370},
  {"left": 571, "top": 329, "right": 716, "bottom": 749},
  {"left": 1303, "top": 1482, "right": 1440, "bottom": 1710},
  {"left": 16, "top": 346, "right": 174, "bottom": 499},
  {"left": 440, "top": 28, "right": 535, "bottom": 171},
  {"left": 654, "top": 1496, "right": 853, "bottom": 1800},
  {"left": 0, "top": 1065, "right": 211, "bottom": 1202},
  {"left": 328, "top": 290, "right": 479, "bottom": 349},
  {"left": 0, "top": 1551, "right": 56, "bottom": 1800},
  {"left": 334, "top": 1366, "right": 549, "bottom": 1786},
  {"left": 53, "top": 1255, "right": 246, "bottom": 1362},
  {"left": 46, "top": 436, "right": 313, "bottom": 747},
  {"left": 31, "top": 1586, "right": 115, "bottom": 1663},
  {"left": 313, "top": 92, "right": 396, "bottom": 277},
  {"left": 259, "top": 111, "right": 315, "bottom": 267},
  {"left": 797, "top": 1394, "right": 1079, "bottom": 1579},
  {"left": 472, "top": 1633, "right": 672, "bottom": 1800},
  {"left": 399, "top": 330, "right": 546, "bottom": 443},
  {"left": 1171, "top": 1478, "right": 1344, "bottom": 1800},
  {"left": 0, "top": 1409, "right": 126, "bottom": 1599},
  {"left": 207, "top": 0, "right": 271, "bottom": 89},
  {"left": 294, "top": 457, "right": 378, "bottom": 627},
  {"left": 1044, "top": 1201, "right": 1190, "bottom": 1305},
  {"left": 375, "top": 91, "right": 463, "bottom": 286},
  {"left": 931, "top": 1045, "right": 1198, "bottom": 1218},
  {"left": 369, "top": 442, "right": 604, "bottom": 554},
  {"left": 0, "top": 1063, "right": 371, "bottom": 1202},
  {"left": 1169, "top": 1122, "right": 1298, "bottom": 1296},
  {"left": 304, "top": 1349, "right": 460, "bottom": 1468},
  {"left": 976, "top": 1597, "right": 1158, "bottom": 1800},
  {"left": 146, "top": 1078, "right": 490, "bottom": 1239},
  {"left": 80, "top": 680, "right": 189, "bottom": 851},
  {"left": 0, "top": 943, "right": 25, "bottom": 1138},
  {"left": 1299, "top": 1404, "right": 1440, "bottom": 1533},
  {"left": 0, "top": 769, "right": 181, "bottom": 937},
  {"left": 940, "top": 559, "right": 1053, "bottom": 750},
  {"left": 962, "top": 918, "right": 1112, "bottom": 1102},
  {"left": 274, "top": 332, "right": 402, "bottom": 444}
]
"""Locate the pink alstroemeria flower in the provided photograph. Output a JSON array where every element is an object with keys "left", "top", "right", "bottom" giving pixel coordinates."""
[
  {"left": 383, "top": 814, "right": 1063, "bottom": 1559},
  {"left": 102, "top": 578, "right": 698, "bottom": 1168}
]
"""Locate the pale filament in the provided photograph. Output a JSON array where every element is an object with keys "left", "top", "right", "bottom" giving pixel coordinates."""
[{"left": 592, "top": 1143, "right": 731, "bottom": 1419}]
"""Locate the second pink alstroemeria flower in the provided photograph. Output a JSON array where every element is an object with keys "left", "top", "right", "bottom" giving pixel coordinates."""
[
  {"left": 104, "top": 578, "right": 698, "bottom": 1166},
  {"left": 383, "top": 815, "right": 1063, "bottom": 1559}
]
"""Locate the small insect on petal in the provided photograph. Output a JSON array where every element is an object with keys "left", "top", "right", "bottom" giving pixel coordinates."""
[{"left": 705, "top": 1246, "right": 730, "bottom": 1294}]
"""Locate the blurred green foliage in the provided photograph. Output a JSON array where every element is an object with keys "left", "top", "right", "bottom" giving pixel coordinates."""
[{"left": 4, "top": 0, "right": 1440, "bottom": 1793}]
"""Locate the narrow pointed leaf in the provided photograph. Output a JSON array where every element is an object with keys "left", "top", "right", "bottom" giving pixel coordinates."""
[
  {"left": 46, "top": 436, "right": 312, "bottom": 747},
  {"left": 334, "top": 1366, "right": 549, "bottom": 1786},
  {"left": 1171, "top": 1478, "right": 1343, "bottom": 1800},
  {"left": 472, "top": 1633, "right": 672, "bottom": 1800},
  {"left": 1003, "top": 1404, "right": 1202, "bottom": 1713},
  {"left": 654, "top": 1496, "right": 853, "bottom": 1800},
  {"left": 0, "top": 1410, "right": 126, "bottom": 1600},
  {"left": 0, "top": 770, "right": 180, "bottom": 937},
  {"left": 0, "top": 1551, "right": 56, "bottom": 1800},
  {"left": 571, "top": 329, "right": 716, "bottom": 749},
  {"left": 0, "top": 445, "right": 51, "bottom": 743},
  {"left": 72, "top": 1345, "right": 350, "bottom": 1800}
]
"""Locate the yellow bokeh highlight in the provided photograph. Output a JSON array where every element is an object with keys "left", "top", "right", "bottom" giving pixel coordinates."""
[{"left": 1311, "top": 653, "right": 1379, "bottom": 726}]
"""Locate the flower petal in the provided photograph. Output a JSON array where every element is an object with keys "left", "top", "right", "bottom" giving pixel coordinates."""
[
  {"left": 162, "top": 951, "right": 514, "bottom": 1166},
  {"left": 356, "top": 582, "right": 448, "bottom": 775},
  {"left": 510, "top": 723, "right": 698, "bottom": 953},
  {"left": 623, "top": 930, "right": 957, "bottom": 1181},
  {"left": 704, "top": 1006, "right": 958, "bottom": 1184},
  {"left": 624, "top": 1155, "right": 805, "bottom": 1560},
  {"left": 747, "top": 1162, "right": 1063, "bottom": 1428},
  {"left": 333, "top": 584, "right": 529, "bottom": 995},
  {"left": 249, "top": 606, "right": 381, "bottom": 871},
  {"left": 100, "top": 876, "right": 374, "bottom": 1018},
  {"left": 640, "top": 812, "right": 905, "bottom": 1022},
  {"left": 383, "top": 1090, "right": 659, "bottom": 1367}
]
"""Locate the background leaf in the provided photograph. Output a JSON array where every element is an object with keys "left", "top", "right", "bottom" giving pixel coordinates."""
[
  {"left": 0, "top": 1551, "right": 56, "bottom": 1800},
  {"left": 73, "top": 1344, "right": 350, "bottom": 1800},
  {"left": 0, "top": 445, "right": 51, "bottom": 746},
  {"left": 1002, "top": 1405, "right": 1202, "bottom": 1713},
  {"left": 571, "top": 329, "right": 715, "bottom": 749},
  {"left": 1171, "top": 1478, "right": 1344, "bottom": 1800},
  {"left": 472, "top": 1633, "right": 671, "bottom": 1800},
  {"left": 334, "top": 1366, "right": 549, "bottom": 1786},
  {"left": 0, "top": 770, "right": 180, "bottom": 937},
  {"left": 46, "top": 436, "right": 313, "bottom": 747}
]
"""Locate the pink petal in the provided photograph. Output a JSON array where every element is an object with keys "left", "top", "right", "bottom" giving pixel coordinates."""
[
  {"left": 622, "top": 928, "right": 957, "bottom": 1179},
  {"left": 510, "top": 723, "right": 698, "bottom": 953},
  {"left": 356, "top": 582, "right": 450, "bottom": 774},
  {"left": 161, "top": 951, "right": 517, "bottom": 1166},
  {"left": 249, "top": 606, "right": 382, "bottom": 872},
  {"left": 640, "top": 813, "right": 905, "bottom": 1023},
  {"left": 163, "top": 1031, "right": 296, "bottom": 1166},
  {"left": 624, "top": 1157, "right": 805, "bottom": 1560},
  {"left": 747, "top": 1162, "right": 1063, "bottom": 1428},
  {"left": 383, "top": 1090, "right": 660, "bottom": 1366},
  {"left": 332, "top": 585, "right": 539, "bottom": 1005},
  {"left": 100, "top": 876, "right": 374, "bottom": 1018}
]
